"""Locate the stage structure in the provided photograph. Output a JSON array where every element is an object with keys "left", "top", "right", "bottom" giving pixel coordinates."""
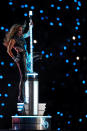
[{"left": 12, "top": 11, "right": 52, "bottom": 130}]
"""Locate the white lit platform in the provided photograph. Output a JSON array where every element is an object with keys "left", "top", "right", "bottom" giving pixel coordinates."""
[{"left": 12, "top": 115, "right": 52, "bottom": 130}]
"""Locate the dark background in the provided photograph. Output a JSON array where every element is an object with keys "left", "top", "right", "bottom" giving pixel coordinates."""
[{"left": 0, "top": 0, "right": 87, "bottom": 130}]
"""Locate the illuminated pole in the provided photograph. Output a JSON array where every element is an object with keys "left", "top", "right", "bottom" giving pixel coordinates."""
[{"left": 29, "top": 11, "right": 33, "bottom": 73}]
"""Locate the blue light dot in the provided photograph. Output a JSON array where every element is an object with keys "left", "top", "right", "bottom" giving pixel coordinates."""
[
  {"left": 73, "top": 43, "right": 76, "bottom": 46},
  {"left": 56, "top": 17, "right": 60, "bottom": 21},
  {"left": 50, "top": 53, "right": 53, "bottom": 56},
  {"left": 0, "top": 115, "right": 3, "bottom": 118},
  {"left": 9, "top": 2, "right": 13, "bottom": 5},
  {"left": 59, "top": 0, "right": 62, "bottom": 1},
  {"left": 77, "top": 22, "right": 80, "bottom": 25},
  {"left": 57, "top": 6, "right": 61, "bottom": 10},
  {"left": 79, "top": 118, "right": 82, "bottom": 122},
  {"left": 78, "top": 35, "right": 81, "bottom": 39},
  {"left": 76, "top": 7, "right": 80, "bottom": 10},
  {"left": 50, "top": 4, "right": 54, "bottom": 7},
  {"left": 45, "top": 54, "right": 49, "bottom": 58},
  {"left": 40, "top": 10, "right": 44, "bottom": 13},
  {"left": 21, "top": 5, "right": 24, "bottom": 8},
  {"left": 31, "top": 6, "right": 35, "bottom": 10},
  {"left": 57, "top": 128, "right": 61, "bottom": 131},
  {"left": 75, "top": 26, "right": 79, "bottom": 30},
  {"left": 67, "top": 121, "right": 71, "bottom": 124},
  {"left": 41, "top": 17, "right": 44, "bottom": 20},
  {"left": 59, "top": 22, "right": 63, "bottom": 27},
  {"left": 74, "top": 0, "right": 77, "bottom": 2},
  {"left": 51, "top": 88, "right": 55, "bottom": 91},
  {"left": 73, "top": 62, "right": 76, "bottom": 66},
  {"left": 15, "top": 114, "right": 18, "bottom": 116},
  {"left": 76, "top": 18, "right": 79, "bottom": 22},
  {"left": 60, "top": 113, "right": 63, "bottom": 117},
  {"left": 82, "top": 80, "right": 86, "bottom": 84},
  {"left": 85, "top": 115, "right": 87, "bottom": 118},
  {"left": 78, "top": 42, "right": 82, "bottom": 46},
  {"left": 25, "top": 4, "right": 28, "bottom": 8},
  {"left": 65, "top": 59, "right": 69, "bottom": 63},
  {"left": 8, "top": 83, "right": 11, "bottom": 87},
  {"left": 74, "top": 68, "right": 78, "bottom": 72},
  {"left": 24, "top": 13, "right": 28, "bottom": 17},
  {"left": 66, "top": 5, "right": 69, "bottom": 9},
  {"left": 0, "top": 26, "right": 4, "bottom": 30},
  {"left": 45, "top": 16, "right": 48, "bottom": 19},
  {"left": 0, "top": 75, "right": 3, "bottom": 79},
  {"left": 4, "top": 94, "right": 8, "bottom": 97},
  {"left": 5, "top": 28, "right": 9, "bottom": 32},
  {"left": 64, "top": 46, "right": 67, "bottom": 50},
  {"left": 41, "top": 51, "right": 45, "bottom": 54},
  {"left": 85, "top": 90, "right": 87, "bottom": 94},
  {"left": 66, "top": 73, "right": 70, "bottom": 77},
  {"left": 1, "top": 103, "right": 4, "bottom": 106},
  {"left": 0, "top": 94, "right": 2, "bottom": 97},
  {"left": 78, "top": 1, "right": 81, "bottom": 6},
  {"left": 57, "top": 112, "right": 60, "bottom": 115},
  {"left": 1, "top": 61, "right": 4, "bottom": 66},
  {"left": 50, "top": 22, "right": 54, "bottom": 26},
  {"left": 59, "top": 52, "right": 63, "bottom": 56},
  {"left": 9, "top": 62, "right": 14, "bottom": 67}
]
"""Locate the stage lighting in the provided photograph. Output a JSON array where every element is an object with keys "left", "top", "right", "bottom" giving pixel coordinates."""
[
  {"left": 77, "top": 22, "right": 80, "bottom": 25},
  {"left": 73, "top": 62, "right": 76, "bottom": 66},
  {"left": 59, "top": 52, "right": 63, "bottom": 56},
  {"left": 76, "top": 56, "right": 80, "bottom": 60},
  {"left": 73, "top": 43, "right": 76, "bottom": 46},
  {"left": 66, "top": 73, "right": 70, "bottom": 77},
  {"left": 21, "top": 5, "right": 24, "bottom": 8},
  {"left": 40, "top": 10, "right": 44, "bottom": 13},
  {"left": 57, "top": 6, "right": 61, "bottom": 10},
  {"left": 50, "top": 22, "right": 54, "bottom": 26},
  {"left": 0, "top": 115, "right": 3, "bottom": 118},
  {"left": 8, "top": 83, "right": 11, "bottom": 87},
  {"left": 24, "top": 13, "right": 28, "bottom": 17},
  {"left": 0, "top": 75, "right": 3, "bottom": 79},
  {"left": 78, "top": 42, "right": 82, "bottom": 46},
  {"left": 65, "top": 5, "right": 69, "bottom": 9},
  {"left": 0, "top": 94, "right": 2, "bottom": 97},
  {"left": 76, "top": 7, "right": 80, "bottom": 10},
  {"left": 59, "top": 22, "right": 62, "bottom": 27},
  {"left": 78, "top": 118, "right": 82, "bottom": 122},
  {"left": 9, "top": 62, "right": 14, "bottom": 67},
  {"left": 41, "top": 51, "right": 45, "bottom": 55},
  {"left": 85, "top": 90, "right": 87, "bottom": 94},
  {"left": 75, "top": 26, "right": 79, "bottom": 30},
  {"left": 57, "top": 128, "right": 61, "bottom": 131},
  {"left": 33, "top": 40, "right": 37, "bottom": 44},
  {"left": 50, "top": 53, "right": 53, "bottom": 56},
  {"left": 25, "top": 4, "right": 28, "bottom": 8},
  {"left": 45, "top": 54, "right": 49, "bottom": 58},
  {"left": 57, "top": 112, "right": 60, "bottom": 115},
  {"left": 56, "top": 17, "right": 60, "bottom": 21},
  {"left": 78, "top": 35, "right": 81, "bottom": 39},
  {"left": 72, "top": 36, "right": 76, "bottom": 40},
  {"left": 50, "top": 4, "right": 54, "bottom": 8},
  {"left": 1, "top": 103, "right": 4, "bottom": 106},
  {"left": 0, "top": 26, "right": 4, "bottom": 30},
  {"left": 74, "top": 69, "right": 78, "bottom": 72},
  {"left": 4, "top": 94, "right": 8, "bottom": 97},
  {"left": 1, "top": 61, "right": 4, "bottom": 66},
  {"left": 30, "top": 6, "right": 35, "bottom": 10},
  {"left": 60, "top": 113, "right": 63, "bottom": 117},
  {"left": 5, "top": 28, "right": 9, "bottom": 32},
  {"left": 9, "top": 2, "right": 13, "bottom": 5},
  {"left": 67, "top": 121, "right": 71, "bottom": 124},
  {"left": 65, "top": 59, "right": 69, "bottom": 63},
  {"left": 82, "top": 80, "right": 86, "bottom": 84},
  {"left": 41, "top": 17, "right": 44, "bottom": 20},
  {"left": 64, "top": 46, "right": 67, "bottom": 50}
]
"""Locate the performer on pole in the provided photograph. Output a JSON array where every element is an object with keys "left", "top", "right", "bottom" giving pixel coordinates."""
[{"left": 3, "top": 22, "right": 33, "bottom": 102}]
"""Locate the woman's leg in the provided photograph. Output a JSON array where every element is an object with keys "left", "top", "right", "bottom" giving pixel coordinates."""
[{"left": 16, "top": 62, "right": 23, "bottom": 102}]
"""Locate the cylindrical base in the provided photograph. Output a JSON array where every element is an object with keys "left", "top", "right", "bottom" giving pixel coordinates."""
[{"left": 12, "top": 116, "right": 52, "bottom": 130}]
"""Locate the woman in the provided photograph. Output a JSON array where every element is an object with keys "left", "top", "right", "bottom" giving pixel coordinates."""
[{"left": 3, "top": 23, "right": 31, "bottom": 102}]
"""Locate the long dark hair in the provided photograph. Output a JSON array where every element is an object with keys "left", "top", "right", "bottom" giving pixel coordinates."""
[{"left": 3, "top": 24, "right": 23, "bottom": 47}]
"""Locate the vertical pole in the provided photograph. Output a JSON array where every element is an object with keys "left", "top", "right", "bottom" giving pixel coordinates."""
[{"left": 29, "top": 11, "right": 33, "bottom": 73}]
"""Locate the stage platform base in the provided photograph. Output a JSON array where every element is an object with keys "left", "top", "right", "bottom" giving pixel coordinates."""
[{"left": 12, "top": 116, "right": 52, "bottom": 130}]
